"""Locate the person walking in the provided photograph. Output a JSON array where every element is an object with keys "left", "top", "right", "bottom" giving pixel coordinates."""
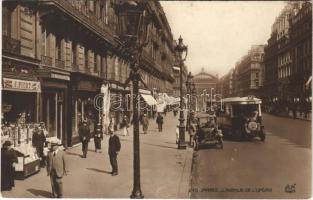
[
  {"left": 108, "top": 128, "right": 121, "bottom": 176},
  {"left": 141, "top": 113, "right": 149, "bottom": 134},
  {"left": 156, "top": 113, "right": 164, "bottom": 132},
  {"left": 94, "top": 123, "right": 102, "bottom": 153},
  {"left": 46, "top": 142, "right": 68, "bottom": 198},
  {"left": 78, "top": 119, "right": 91, "bottom": 158},
  {"left": 122, "top": 115, "right": 130, "bottom": 136},
  {"left": 1, "top": 141, "right": 18, "bottom": 191}
]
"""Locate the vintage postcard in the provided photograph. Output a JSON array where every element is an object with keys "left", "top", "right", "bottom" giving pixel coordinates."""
[{"left": 1, "top": 0, "right": 312, "bottom": 199}]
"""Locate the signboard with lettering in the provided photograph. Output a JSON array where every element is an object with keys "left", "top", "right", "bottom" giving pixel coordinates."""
[{"left": 2, "top": 78, "right": 41, "bottom": 93}]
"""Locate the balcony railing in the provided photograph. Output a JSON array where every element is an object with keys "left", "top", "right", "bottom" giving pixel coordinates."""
[
  {"left": 55, "top": 59, "right": 65, "bottom": 68},
  {"left": 3, "top": 35, "right": 21, "bottom": 54},
  {"left": 49, "top": 0, "right": 114, "bottom": 44},
  {"left": 41, "top": 55, "right": 53, "bottom": 66}
]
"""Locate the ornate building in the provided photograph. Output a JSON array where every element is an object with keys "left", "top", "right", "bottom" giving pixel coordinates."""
[
  {"left": 2, "top": 0, "right": 176, "bottom": 146},
  {"left": 234, "top": 45, "right": 265, "bottom": 98},
  {"left": 193, "top": 68, "right": 218, "bottom": 111},
  {"left": 263, "top": 1, "right": 312, "bottom": 118}
]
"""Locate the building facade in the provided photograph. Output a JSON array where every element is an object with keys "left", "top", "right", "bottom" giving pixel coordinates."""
[
  {"left": 234, "top": 45, "right": 265, "bottom": 98},
  {"left": 263, "top": 1, "right": 312, "bottom": 118},
  {"left": 193, "top": 68, "right": 218, "bottom": 111},
  {"left": 2, "top": 0, "right": 176, "bottom": 146},
  {"left": 217, "top": 68, "right": 235, "bottom": 98}
]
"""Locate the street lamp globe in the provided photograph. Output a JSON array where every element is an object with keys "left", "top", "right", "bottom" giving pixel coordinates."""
[{"left": 113, "top": 0, "right": 148, "bottom": 45}]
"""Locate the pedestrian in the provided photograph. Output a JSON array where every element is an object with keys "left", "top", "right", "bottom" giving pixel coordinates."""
[
  {"left": 32, "top": 124, "right": 46, "bottom": 167},
  {"left": 189, "top": 119, "right": 197, "bottom": 147},
  {"left": 141, "top": 113, "right": 149, "bottom": 134},
  {"left": 1, "top": 140, "right": 18, "bottom": 191},
  {"left": 46, "top": 141, "right": 68, "bottom": 198},
  {"left": 94, "top": 123, "right": 102, "bottom": 153},
  {"left": 156, "top": 113, "right": 164, "bottom": 132},
  {"left": 78, "top": 118, "right": 91, "bottom": 158},
  {"left": 122, "top": 115, "right": 130, "bottom": 136},
  {"left": 108, "top": 127, "right": 121, "bottom": 176}
]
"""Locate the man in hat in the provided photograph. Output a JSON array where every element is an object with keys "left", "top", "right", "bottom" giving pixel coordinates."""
[
  {"left": 156, "top": 112, "right": 164, "bottom": 132},
  {"left": 78, "top": 119, "right": 91, "bottom": 158},
  {"left": 1, "top": 140, "right": 18, "bottom": 191},
  {"left": 108, "top": 128, "right": 121, "bottom": 176},
  {"left": 141, "top": 113, "right": 149, "bottom": 134},
  {"left": 46, "top": 141, "right": 68, "bottom": 198}
]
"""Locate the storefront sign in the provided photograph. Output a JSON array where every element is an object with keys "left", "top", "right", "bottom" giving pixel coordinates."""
[
  {"left": 2, "top": 78, "right": 41, "bottom": 92},
  {"left": 51, "top": 73, "right": 70, "bottom": 81}
]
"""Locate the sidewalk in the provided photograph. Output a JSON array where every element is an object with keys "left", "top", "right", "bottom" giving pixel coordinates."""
[{"left": 1, "top": 113, "right": 193, "bottom": 198}]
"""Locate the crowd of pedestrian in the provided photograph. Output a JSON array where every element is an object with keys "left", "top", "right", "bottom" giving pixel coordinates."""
[{"left": 1, "top": 110, "right": 172, "bottom": 197}]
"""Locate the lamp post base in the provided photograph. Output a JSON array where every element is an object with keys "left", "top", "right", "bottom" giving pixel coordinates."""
[
  {"left": 178, "top": 142, "right": 187, "bottom": 149},
  {"left": 130, "top": 190, "right": 144, "bottom": 199}
]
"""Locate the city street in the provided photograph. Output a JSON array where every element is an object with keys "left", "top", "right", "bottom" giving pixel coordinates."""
[
  {"left": 190, "top": 113, "right": 311, "bottom": 199},
  {"left": 1, "top": 113, "right": 193, "bottom": 198}
]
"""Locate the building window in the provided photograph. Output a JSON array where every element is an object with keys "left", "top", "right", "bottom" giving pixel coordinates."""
[
  {"left": 55, "top": 37, "right": 62, "bottom": 60},
  {"left": 41, "top": 26, "right": 47, "bottom": 56},
  {"left": 71, "top": 42, "right": 77, "bottom": 66},
  {"left": 84, "top": 48, "right": 89, "bottom": 69},
  {"left": 2, "top": 7, "right": 12, "bottom": 37}
]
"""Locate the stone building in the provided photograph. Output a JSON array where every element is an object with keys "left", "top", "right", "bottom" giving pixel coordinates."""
[
  {"left": 234, "top": 45, "right": 265, "bottom": 98},
  {"left": 263, "top": 1, "right": 312, "bottom": 118},
  {"left": 193, "top": 68, "right": 218, "bottom": 111},
  {"left": 2, "top": 0, "right": 176, "bottom": 146}
]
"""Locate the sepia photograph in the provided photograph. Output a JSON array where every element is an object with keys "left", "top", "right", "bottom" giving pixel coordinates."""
[{"left": 1, "top": 0, "right": 312, "bottom": 199}]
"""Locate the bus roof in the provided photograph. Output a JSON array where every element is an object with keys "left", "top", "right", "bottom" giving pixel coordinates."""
[{"left": 222, "top": 96, "right": 262, "bottom": 104}]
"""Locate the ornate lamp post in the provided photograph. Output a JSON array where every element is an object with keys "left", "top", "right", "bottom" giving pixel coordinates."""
[
  {"left": 113, "top": 0, "right": 150, "bottom": 198},
  {"left": 175, "top": 36, "right": 188, "bottom": 149},
  {"left": 185, "top": 72, "right": 193, "bottom": 143}
]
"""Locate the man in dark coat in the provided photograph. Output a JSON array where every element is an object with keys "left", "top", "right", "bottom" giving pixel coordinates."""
[
  {"left": 46, "top": 142, "right": 68, "bottom": 198},
  {"left": 78, "top": 119, "right": 91, "bottom": 158},
  {"left": 32, "top": 125, "right": 46, "bottom": 167},
  {"left": 1, "top": 140, "right": 18, "bottom": 191},
  {"left": 108, "top": 130, "right": 121, "bottom": 176},
  {"left": 94, "top": 123, "right": 102, "bottom": 153},
  {"left": 156, "top": 113, "right": 164, "bottom": 132}
]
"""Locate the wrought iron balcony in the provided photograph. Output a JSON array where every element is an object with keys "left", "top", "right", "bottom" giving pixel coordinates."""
[
  {"left": 55, "top": 59, "right": 65, "bottom": 68},
  {"left": 44, "top": 0, "right": 114, "bottom": 44},
  {"left": 41, "top": 55, "right": 53, "bottom": 66},
  {"left": 2, "top": 35, "right": 21, "bottom": 54}
]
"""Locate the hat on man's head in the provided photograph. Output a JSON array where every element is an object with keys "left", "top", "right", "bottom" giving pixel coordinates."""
[{"left": 3, "top": 140, "right": 12, "bottom": 147}]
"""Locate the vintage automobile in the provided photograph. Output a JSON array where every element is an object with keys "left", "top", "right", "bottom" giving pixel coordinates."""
[
  {"left": 216, "top": 96, "right": 265, "bottom": 141},
  {"left": 194, "top": 113, "right": 223, "bottom": 150}
]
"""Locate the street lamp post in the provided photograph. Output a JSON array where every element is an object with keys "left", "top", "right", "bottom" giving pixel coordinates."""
[
  {"left": 175, "top": 36, "right": 188, "bottom": 149},
  {"left": 210, "top": 88, "right": 214, "bottom": 111},
  {"left": 113, "top": 0, "right": 150, "bottom": 198}
]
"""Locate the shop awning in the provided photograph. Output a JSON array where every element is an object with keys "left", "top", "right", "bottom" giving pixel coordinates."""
[
  {"left": 2, "top": 78, "right": 41, "bottom": 93},
  {"left": 141, "top": 94, "right": 157, "bottom": 106}
]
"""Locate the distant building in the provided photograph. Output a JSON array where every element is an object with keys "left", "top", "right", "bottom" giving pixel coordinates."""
[
  {"left": 217, "top": 68, "right": 235, "bottom": 98},
  {"left": 193, "top": 68, "right": 218, "bottom": 111},
  {"left": 234, "top": 45, "right": 265, "bottom": 97}
]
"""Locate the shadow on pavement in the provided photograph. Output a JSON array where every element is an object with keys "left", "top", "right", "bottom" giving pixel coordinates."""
[
  {"left": 27, "top": 188, "right": 51, "bottom": 198},
  {"left": 86, "top": 168, "right": 111, "bottom": 174}
]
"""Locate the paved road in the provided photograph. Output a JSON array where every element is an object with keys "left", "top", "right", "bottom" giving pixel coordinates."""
[{"left": 190, "top": 114, "right": 311, "bottom": 199}]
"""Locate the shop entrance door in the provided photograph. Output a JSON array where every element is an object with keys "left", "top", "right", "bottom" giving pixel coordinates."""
[{"left": 43, "top": 90, "right": 64, "bottom": 140}]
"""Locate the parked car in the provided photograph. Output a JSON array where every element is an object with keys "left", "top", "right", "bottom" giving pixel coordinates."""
[
  {"left": 216, "top": 96, "right": 265, "bottom": 141},
  {"left": 194, "top": 113, "right": 223, "bottom": 150}
]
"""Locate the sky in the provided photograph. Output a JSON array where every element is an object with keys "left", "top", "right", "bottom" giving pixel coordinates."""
[{"left": 160, "top": 1, "right": 286, "bottom": 77}]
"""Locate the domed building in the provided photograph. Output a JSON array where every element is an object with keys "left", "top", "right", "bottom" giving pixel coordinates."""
[{"left": 193, "top": 68, "right": 218, "bottom": 111}]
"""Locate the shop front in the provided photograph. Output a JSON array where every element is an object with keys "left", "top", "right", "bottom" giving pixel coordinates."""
[
  {"left": 38, "top": 69, "right": 70, "bottom": 147},
  {"left": 2, "top": 77, "right": 42, "bottom": 179},
  {"left": 109, "top": 82, "right": 130, "bottom": 130},
  {"left": 70, "top": 74, "right": 103, "bottom": 145}
]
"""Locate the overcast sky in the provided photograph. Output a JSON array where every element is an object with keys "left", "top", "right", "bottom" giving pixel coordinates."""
[{"left": 160, "top": 1, "right": 286, "bottom": 77}]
